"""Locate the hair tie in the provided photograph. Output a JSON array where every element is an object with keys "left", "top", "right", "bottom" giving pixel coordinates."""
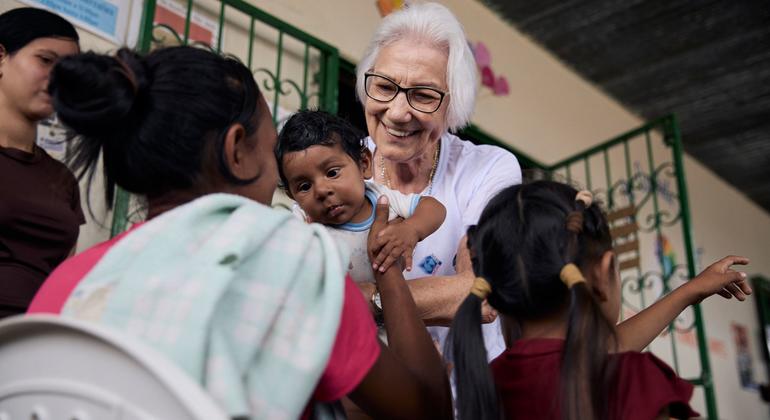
[
  {"left": 565, "top": 212, "right": 583, "bottom": 233},
  {"left": 575, "top": 190, "right": 593, "bottom": 207},
  {"left": 560, "top": 263, "right": 586, "bottom": 288},
  {"left": 470, "top": 277, "right": 491, "bottom": 299},
  {"left": 114, "top": 56, "right": 139, "bottom": 94}
]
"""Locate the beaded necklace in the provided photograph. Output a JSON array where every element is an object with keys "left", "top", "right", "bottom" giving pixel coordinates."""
[{"left": 379, "top": 140, "right": 441, "bottom": 196}]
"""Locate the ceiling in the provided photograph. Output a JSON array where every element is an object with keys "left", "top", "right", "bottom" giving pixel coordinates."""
[{"left": 482, "top": 0, "right": 770, "bottom": 214}]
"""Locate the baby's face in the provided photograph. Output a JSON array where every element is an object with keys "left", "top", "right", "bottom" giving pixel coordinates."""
[{"left": 282, "top": 144, "right": 369, "bottom": 225}]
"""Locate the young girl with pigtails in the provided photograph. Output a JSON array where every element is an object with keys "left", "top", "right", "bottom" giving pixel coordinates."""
[{"left": 449, "top": 180, "right": 751, "bottom": 420}]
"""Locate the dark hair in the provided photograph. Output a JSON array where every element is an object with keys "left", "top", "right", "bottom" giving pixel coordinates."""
[
  {"left": 275, "top": 110, "right": 365, "bottom": 189},
  {"left": 448, "top": 180, "right": 616, "bottom": 420},
  {"left": 0, "top": 8, "right": 79, "bottom": 54},
  {"left": 49, "top": 46, "right": 263, "bottom": 207}
]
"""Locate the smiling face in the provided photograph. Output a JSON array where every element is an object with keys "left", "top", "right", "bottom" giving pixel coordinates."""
[
  {"left": 364, "top": 40, "right": 449, "bottom": 163},
  {"left": 0, "top": 37, "right": 79, "bottom": 120},
  {"left": 282, "top": 143, "right": 373, "bottom": 225}
]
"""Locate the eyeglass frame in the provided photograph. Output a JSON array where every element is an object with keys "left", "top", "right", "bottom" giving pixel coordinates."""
[{"left": 363, "top": 72, "right": 449, "bottom": 114}]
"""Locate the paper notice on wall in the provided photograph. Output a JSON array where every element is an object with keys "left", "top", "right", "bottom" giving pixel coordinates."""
[
  {"left": 36, "top": 115, "right": 69, "bottom": 160},
  {"left": 732, "top": 323, "right": 758, "bottom": 390},
  {"left": 154, "top": 0, "right": 219, "bottom": 47},
  {"left": 19, "top": 0, "right": 141, "bottom": 46}
]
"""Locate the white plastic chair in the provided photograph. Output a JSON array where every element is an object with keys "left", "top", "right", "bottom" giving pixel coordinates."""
[{"left": 0, "top": 315, "right": 229, "bottom": 420}]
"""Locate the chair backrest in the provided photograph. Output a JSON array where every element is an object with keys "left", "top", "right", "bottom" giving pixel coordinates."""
[{"left": 0, "top": 315, "right": 229, "bottom": 420}]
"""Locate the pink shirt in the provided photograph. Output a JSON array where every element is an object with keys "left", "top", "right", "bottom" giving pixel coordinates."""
[{"left": 29, "top": 223, "right": 380, "bottom": 406}]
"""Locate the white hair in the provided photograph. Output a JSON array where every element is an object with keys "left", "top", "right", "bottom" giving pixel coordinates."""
[{"left": 356, "top": 2, "right": 478, "bottom": 132}]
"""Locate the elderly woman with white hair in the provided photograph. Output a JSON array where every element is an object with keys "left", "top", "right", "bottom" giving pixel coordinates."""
[
  {"left": 356, "top": 2, "right": 521, "bottom": 360},
  {"left": 356, "top": 2, "right": 753, "bottom": 376}
]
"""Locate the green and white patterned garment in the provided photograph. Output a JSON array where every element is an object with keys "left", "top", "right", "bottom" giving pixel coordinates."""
[{"left": 62, "top": 193, "right": 348, "bottom": 419}]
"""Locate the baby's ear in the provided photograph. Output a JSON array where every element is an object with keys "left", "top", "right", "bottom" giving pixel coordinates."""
[
  {"left": 282, "top": 184, "right": 294, "bottom": 199},
  {"left": 589, "top": 251, "right": 616, "bottom": 302},
  {"left": 360, "top": 148, "right": 373, "bottom": 179}
]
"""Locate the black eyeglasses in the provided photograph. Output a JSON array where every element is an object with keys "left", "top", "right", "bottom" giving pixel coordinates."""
[{"left": 364, "top": 72, "right": 448, "bottom": 114}]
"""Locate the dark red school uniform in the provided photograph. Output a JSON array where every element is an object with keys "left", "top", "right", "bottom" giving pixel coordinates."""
[{"left": 491, "top": 338, "right": 699, "bottom": 420}]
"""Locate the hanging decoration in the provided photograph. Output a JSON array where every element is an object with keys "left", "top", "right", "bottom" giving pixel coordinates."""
[
  {"left": 377, "top": 0, "right": 406, "bottom": 17},
  {"left": 655, "top": 234, "right": 677, "bottom": 279},
  {"left": 471, "top": 41, "right": 509, "bottom": 96}
]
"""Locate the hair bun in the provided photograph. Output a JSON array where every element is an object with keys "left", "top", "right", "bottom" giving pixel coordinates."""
[{"left": 50, "top": 48, "right": 149, "bottom": 138}]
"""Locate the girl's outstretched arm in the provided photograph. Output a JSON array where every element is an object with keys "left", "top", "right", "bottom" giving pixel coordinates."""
[{"left": 616, "top": 255, "right": 751, "bottom": 352}]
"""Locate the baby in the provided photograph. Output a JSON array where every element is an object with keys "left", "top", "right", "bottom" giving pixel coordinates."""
[{"left": 276, "top": 110, "right": 446, "bottom": 283}]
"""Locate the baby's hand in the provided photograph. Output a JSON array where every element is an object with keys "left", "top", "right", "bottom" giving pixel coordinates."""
[
  {"left": 684, "top": 255, "right": 751, "bottom": 304},
  {"left": 371, "top": 220, "right": 420, "bottom": 273}
]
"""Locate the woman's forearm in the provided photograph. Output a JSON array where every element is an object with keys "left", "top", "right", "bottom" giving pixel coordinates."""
[{"left": 405, "top": 271, "right": 475, "bottom": 326}]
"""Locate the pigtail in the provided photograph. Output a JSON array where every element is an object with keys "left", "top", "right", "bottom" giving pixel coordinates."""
[
  {"left": 560, "top": 283, "right": 616, "bottom": 420},
  {"left": 448, "top": 228, "right": 499, "bottom": 420},
  {"left": 559, "top": 193, "right": 617, "bottom": 420},
  {"left": 449, "top": 290, "right": 499, "bottom": 420}
]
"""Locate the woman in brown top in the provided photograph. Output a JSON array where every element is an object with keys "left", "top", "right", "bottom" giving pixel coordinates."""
[{"left": 0, "top": 8, "right": 83, "bottom": 318}]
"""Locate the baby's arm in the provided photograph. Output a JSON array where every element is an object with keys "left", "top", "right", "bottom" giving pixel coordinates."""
[
  {"left": 371, "top": 197, "right": 446, "bottom": 273},
  {"left": 616, "top": 255, "right": 751, "bottom": 352}
]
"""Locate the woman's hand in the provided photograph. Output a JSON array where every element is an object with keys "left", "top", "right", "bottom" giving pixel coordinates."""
[{"left": 683, "top": 255, "right": 751, "bottom": 304}]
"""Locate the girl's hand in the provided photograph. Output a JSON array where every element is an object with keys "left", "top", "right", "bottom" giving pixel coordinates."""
[
  {"left": 371, "top": 220, "right": 420, "bottom": 273},
  {"left": 685, "top": 255, "right": 751, "bottom": 304},
  {"left": 368, "top": 196, "right": 405, "bottom": 273}
]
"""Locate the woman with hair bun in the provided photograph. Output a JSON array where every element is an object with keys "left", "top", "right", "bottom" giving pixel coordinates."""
[
  {"left": 28, "top": 46, "right": 452, "bottom": 420},
  {"left": 0, "top": 8, "right": 82, "bottom": 318}
]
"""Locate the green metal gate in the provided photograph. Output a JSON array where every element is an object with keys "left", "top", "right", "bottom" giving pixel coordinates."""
[
  {"left": 110, "top": 0, "right": 339, "bottom": 235},
  {"left": 465, "top": 116, "right": 717, "bottom": 417},
  {"left": 546, "top": 115, "right": 717, "bottom": 418}
]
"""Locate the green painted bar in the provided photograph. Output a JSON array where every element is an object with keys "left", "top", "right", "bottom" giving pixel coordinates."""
[
  {"left": 136, "top": 0, "right": 157, "bottom": 52},
  {"left": 216, "top": 1, "right": 226, "bottom": 53},
  {"left": 669, "top": 115, "right": 718, "bottom": 419},
  {"left": 623, "top": 140, "right": 634, "bottom": 206},
  {"left": 646, "top": 130, "right": 665, "bottom": 286},
  {"left": 302, "top": 45, "right": 310, "bottom": 109},
  {"left": 584, "top": 156, "right": 591, "bottom": 190},
  {"left": 110, "top": 188, "right": 131, "bottom": 237},
  {"left": 183, "top": 0, "right": 193, "bottom": 44},
  {"left": 247, "top": 18, "right": 255, "bottom": 69},
  {"left": 669, "top": 324, "right": 681, "bottom": 375},
  {"left": 603, "top": 149, "right": 612, "bottom": 208},
  {"left": 321, "top": 50, "right": 340, "bottom": 113},
  {"left": 272, "top": 31, "right": 284, "bottom": 125}
]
